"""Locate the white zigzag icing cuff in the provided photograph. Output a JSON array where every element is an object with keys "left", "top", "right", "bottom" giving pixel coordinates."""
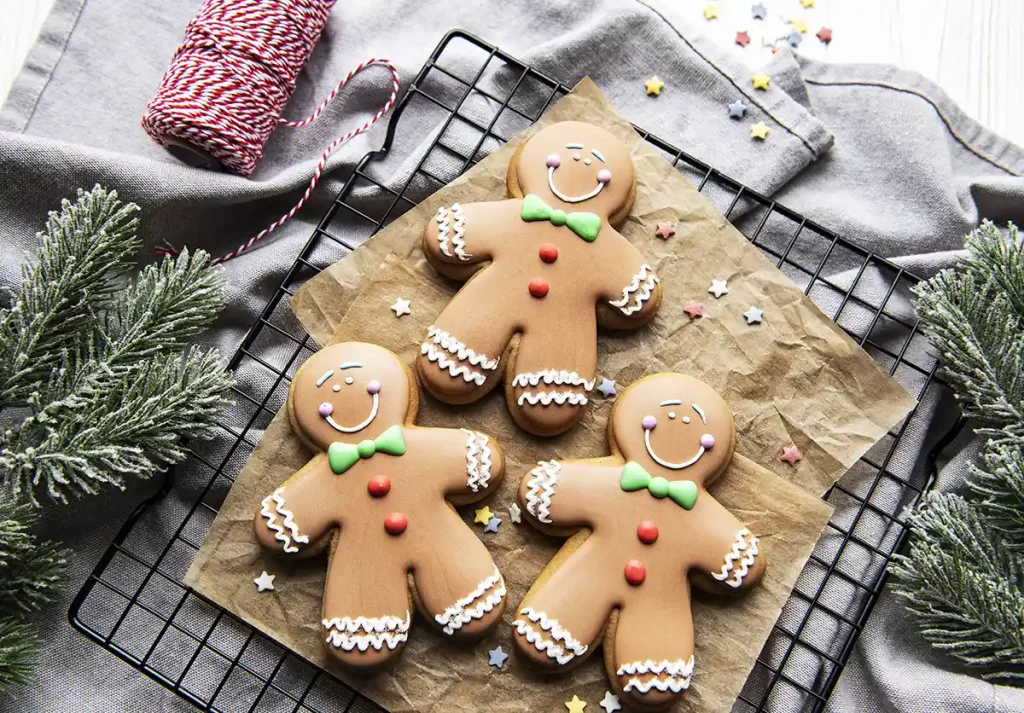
[
  {"left": 513, "top": 607, "right": 588, "bottom": 665},
  {"left": 322, "top": 611, "right": 411, "bottom": 652},
  {"left": 518, "top": 391, "right": 589, "bottom": 407},
  {"left": 618, "top": 656, "right": 695, "bottom": 694},
  {"left": 433, "top": 566, "right": 505, "bottom": 635},
  {"left": 260, "top": 487, "right": 309, "bottom": 554},
  {"left": 524, "top": 460, "right": 559, "bottom": 523},
  {"left": 462, "top": 429, "right": 493, "bottom": 493},
  {"left": 711, "top": 528, "right": 760, "bottom": 588},
  {"left": 434, "top": 204, "right": 470, "bottom": 261},
  {"left": 421, "top": 342, "right": 487, "bottom": 385},
  {"left": 511, "top": 370, "right": 596, "bottom": 390},
  {"left": 426, "top": 326, "right": 499, "bottom": 370},
  {"left": 609, "top": 264, "right": 659, "bottom": 316}
]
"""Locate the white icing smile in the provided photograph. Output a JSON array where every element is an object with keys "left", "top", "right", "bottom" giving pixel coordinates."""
[
  {"left": 642, "top": 401, "right": 714, "bottom": 470},
  {"left": 547, "top": 165, "right": 607, "bottom": 204},
  {"left": 324, "top": 393, "right": 379, "bottom": 434},
  {"left": 644, "top": 429, "right": 706, "bottom": 470}
]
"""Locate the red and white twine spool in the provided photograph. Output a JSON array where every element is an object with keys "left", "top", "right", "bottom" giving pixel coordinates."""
[{"left": 142, "top": 0, "right": 400, "bottom": 263}]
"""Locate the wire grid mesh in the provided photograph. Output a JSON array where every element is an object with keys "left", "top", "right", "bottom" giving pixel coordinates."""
[{"left": 70, "top": 29, "right": 962, "bottom": 713}]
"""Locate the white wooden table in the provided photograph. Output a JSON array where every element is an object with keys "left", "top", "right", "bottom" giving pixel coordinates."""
[{"left": 1, "top": 0, "right": 1021, "bottom": 144}]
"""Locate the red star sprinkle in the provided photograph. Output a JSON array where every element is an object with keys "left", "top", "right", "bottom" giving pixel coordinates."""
[
  {"left": 683, "top": 301, "right": 704, "bottom": 319},
  {"left": 816, "top": 27, "right": 833, "bottom": 44},
  {"left": 780, "top": 445, "right": 803, "bottom": 465},
  {"left": 735, "top": 30, "right": 752, "bottom": 47},
  {"left": 655, "top": 222, "right": 676, "bottom": 239}
]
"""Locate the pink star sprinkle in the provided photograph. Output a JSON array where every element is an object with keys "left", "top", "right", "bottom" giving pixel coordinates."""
[
  {"left": 683, "top": 301, "right": 704, "bottom": 319},
  {"left": 780, "top": 445, "right": 803, "bottom": 465},
  {"left": 655, "top": 222, "right": 676, "bottom": 239}
]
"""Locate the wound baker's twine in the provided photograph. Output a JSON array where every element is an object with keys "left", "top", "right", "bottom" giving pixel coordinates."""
[{"left": 142, "top": 0, "right": 400, "bottom": 264}]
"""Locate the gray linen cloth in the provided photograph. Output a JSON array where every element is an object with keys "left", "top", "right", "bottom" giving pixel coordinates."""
[{"left": 1, "top": 1, "right": 1023, "bottom": 711}]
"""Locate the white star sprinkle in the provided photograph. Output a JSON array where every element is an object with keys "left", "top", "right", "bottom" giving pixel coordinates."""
[
  {"left": 390, "top": 298, "right": 411, "bottom": 317},
  {"left": 508, "top": 502, "right": 522, "bottom": 524},
  {"left": 253, "top": 571, "right": 275, "bottom": 592},
  {"left": 744, "top": 306, "right": 764, "bottom": 324},
  {"left": 597, "top": 378, "right": 617, "bottom": 398},
  {"left": 600, "top": 691, "right": 622, "bottom": 712},
  {"left": 708, "top": 279, "right": 729, "bottom": 298}
]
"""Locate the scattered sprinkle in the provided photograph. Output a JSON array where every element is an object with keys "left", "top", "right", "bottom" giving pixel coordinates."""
[
  {"left": 484, "top": 516, "right": 502, "bottom": 533},
  {"left": 787, "top": 30, "right": 802, "bottom": 47},
  {"left": 816, "top": 26, "right": 833, "bottom": 44},
  {"left": 600, "top": 691, "right": 622, "bottom": 713},
  {"left": 390, "top": 298, "right": 411, "bottom": 317},
  {"left": 750, "top": 122, "right": 770, "bottom": 140},
  {"left": 683, "top": 301, "right": 704, "bottom": 319},
  {"left": 780, "top": 445, "right": 803, "bottom": 465},
  {"left": 645, "top": 76, "right": 665, "bottom": 96},
  {"left": 488, "top": 646, "right": 509, "bottom": 668},
  {"left": 735, "top": 30, "right": 752, "bottom": 47},
  {"left": 728, "top": 100, "right": 748, "bottom": 119},
  {"left": 474, "top": 506, "right": 493, "bottom": 525},
  {"left": 708, "top": 279, "right": 729, "bottom": 298},
  {"left": 508, "top": 502, "right": 522, "bottom": 524},
  {"left": 800, "top": 0, "right": 815, "bottom": 7},
  {"left": 566, "top": 695, "right": 588, "bottom": 713},
  {"left": 597, "top": 378, "right": 617, "bottom": 398},
  {"left": 790, "top": 17, "right": 809, "bottom": 33},
  {"left": 254, "top": 571, "right": 275, "bottom": 592},
  {"left": 752, "top": 73, "right": 771, "bottom": 90},
  {"left": 751, "top": 3, "right": 768, "bottom": 20},
  {"left": 703, "top": 2, "right": 719, "bottom": 20},
  {"left": 655, "top": 222, "right": 676, "bottom": 239},
  {"left": 744, "top": 306, "right": 765, "bottom": 324}
]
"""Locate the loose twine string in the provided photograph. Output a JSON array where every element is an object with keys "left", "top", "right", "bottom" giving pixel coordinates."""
[{"left": 142, "top": 0, "right": 400, "bottom": 263}]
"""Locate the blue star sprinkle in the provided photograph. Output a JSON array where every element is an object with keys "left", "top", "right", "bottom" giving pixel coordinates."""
[
  {"left": 484, "top": 516, "right": 501, "bottom": 533},
  {"left": 488, "top": 646, "right": 509, "bottom": 669},
  {"left": 788, "top": 30, "right": 802, "bottom": 47},
  {"left": 752, "top": 3, "right": 768, "bottom": 20},
  {"left": 728, "top": 100, "right": 748, "bottom": 119}
]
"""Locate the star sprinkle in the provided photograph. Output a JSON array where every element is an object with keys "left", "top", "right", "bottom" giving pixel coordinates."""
[
  {"left": 484, "top": 516, "right": 502, "bottom": 533},
  {"left": 744, "top": 306, "right": 764, "bottom": 324},
  {"left": 816, "top": 27, "right": 833, "bottom": 44},
  {"left": 752, "top": 73, "right": 771, "bottom": 90},
  {"left": 728, "top": 100, "right": 748, "bottom": 119},
  {"left": 508, "top": 502, "right": 522, "bottom": 524},
  {"left": 253, "top": 571, "right": 275, "bottom": 592},
  {"left": 751, "top": 3, "right": 767, "bottom": 20},
  {"left": 790, "top": 17, "right": 809, "bottom": 33},
  {"left": 566, "top": 695, "right": 587, "bottom": 713},
  {"left": 600, "top": 692, "right": 622, "bottom": 713},
  {"left": 787, "top": 30, "right": 802, "bottom": 47},
  {"left": 750, "top": 122, "right": 770, "bottom": 140},
  {"left": 703, "top": 3, "right": 718, "bottom": 20},
  {"left": 655, "top": 222, "right": 676, "bottom": 239},
  {"left": 800, "top": 0, "right": 815, "bottom": 7},
  {"left": 597, "top": 378, "right": 617, "bottom": 398},
  {"left": 708, "top": 279, "right": 729, "bottom": 298},
  {"left": 488, "top": 646, "right": 509, "bottom": 668},
  {"left": 645, "top": 76, "right": 665, "bottom": 96},
  {"left": 735, "top": 30, "right": 751, "bottom": 48},
  {"left": 474, "top": 506, "right": 493, "bottom": 525},
  {"left": 683, "top": 301, "right": 704, "bottom": 319},
  {"left": 390, "top": 298, "right": 411, "bottom": 317},
  {"left": 780, "top": 445, "right": 803, "bottom": 465}
]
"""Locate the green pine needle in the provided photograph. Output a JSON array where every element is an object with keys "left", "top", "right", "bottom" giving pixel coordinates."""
[
  {"left": 0, "top": 502, "right": 68, "bottom": 617},
  {"left": 0, "top": 617, "right": 42, "bottom": 691}
]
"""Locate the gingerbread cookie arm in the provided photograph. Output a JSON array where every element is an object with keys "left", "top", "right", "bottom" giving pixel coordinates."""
[
  {"left": 410, "top": 427, "right": 504, "bottom": 502},
  {"left": 423, "top": 200, "right": 517, "bottom": 267},
  {"left": 254, "top": 455, "right": 339, "bottom": 556},
  {"left": 690, "top": 497, "right": 767, "bottom": 591},
  {"left": 517, "top": 460, "right": 619, "bottom": 531},
  {"left": 595, "top": 235, "right": 661, "bottom": 325}
]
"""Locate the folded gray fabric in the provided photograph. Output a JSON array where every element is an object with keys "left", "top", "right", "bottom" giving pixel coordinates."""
[{"left": 1, "top": 1, "right": 1022, "bottom": 711}]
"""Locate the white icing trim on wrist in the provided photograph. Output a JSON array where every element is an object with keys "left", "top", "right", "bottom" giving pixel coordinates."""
[
  {"left": 421, "top": 342, "right": 487, "bottom": 385},
  {"left": 518, "top": 391, "right": 589, "bottom": 407},
  {"left": 710, "top": 528, "right": 760, "bottom": 588},
  {"left": 322, "top": 611, "right": 411, "bottom": 652},
  {"left": 513, "top": 607, "right": 588, "bottom": 665},
  {"left": 434, "top": 204, "right": 470, "bottom": 261},
  {"left": 433, "top": 567, "right": 505, "bottom": 635},
  {"left": 609, "top": 264, "right": 659, "bottom": 316},
  {"left": 426, "top": 326, "right": 499, "bottom": 370},
  {"left": 462, "top": 429, "right": 493, "bottom": 493},
  {"left": 618, "top": 656, "right": 695, "bottom": 694},
  {"left": 524, "top": 460, "right": 559, "bottom": 524},
  {"left": 260, "top": 487, "right": 309, "bottom": 554},
  {"left": 512, "top": 370, "right": 596, "bottom": 391}
]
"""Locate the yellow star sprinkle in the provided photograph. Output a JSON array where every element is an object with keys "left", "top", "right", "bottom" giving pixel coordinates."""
[
  {"left": 474, "top": 506, "right": 493, "bottom": 525},
  {"left": 565, "top": 695, "right": 587, "bottom": 712},
  {"left": 752, "top": 73, "right": 771, "bottom": 90},
  {"left": 703, "top": 2, "right": 718, "bottom": 19},
  {"left": 644, "top": 75, "right": 665, "bottom": 96},
  {"left": 790, "top": 17, "right": 809, "bottom": 33},
  {"left": 750, "top": 122, "right": 770, "bottom": 140},
  {"left": 800, "top": 0, "right": 815, "bottom": 7}
]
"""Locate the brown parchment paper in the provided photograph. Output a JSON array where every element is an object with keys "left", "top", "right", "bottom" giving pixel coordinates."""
[
  {"left": 188, "top": 254, "right": 834, "bottom": 713},
  {"left": 186, "top": 79, "right": 917, "bottom": 712}
]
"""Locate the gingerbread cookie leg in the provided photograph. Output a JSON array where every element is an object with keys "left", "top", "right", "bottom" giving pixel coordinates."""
[
  {"left": 608, "top": 587, "right": 696, "bottom": 710},
  {"left": 409, "top": 506, "right": 506, "bottom": 638},
  {"left": 512, "top": 536, "right": 617, "bottom": 671}
]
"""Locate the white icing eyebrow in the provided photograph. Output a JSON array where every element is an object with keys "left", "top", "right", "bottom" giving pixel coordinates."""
[
  {"left": 660, "top": 399, "right": 683, "bottom": 406},
  {"left": 692, "top": 404, "right": 707, "bottom": 424},
  {"left": 316, "top": 370, "right": 334, "bottom": 387},
  {"left": 565, "top": 142, "right": 584, "bottom": 149},
  {"left": 591, "top": 149, "right": 606, "bottom": 162},
  {"left": 339, "top": 362, "right": 363, "bottom": 370}
]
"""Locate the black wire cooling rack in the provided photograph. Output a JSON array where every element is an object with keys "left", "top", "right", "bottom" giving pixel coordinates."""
[{"left": 70, "top": 29, "right": 965, "bottom": 713}]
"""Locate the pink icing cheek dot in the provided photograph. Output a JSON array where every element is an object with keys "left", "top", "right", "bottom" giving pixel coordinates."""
[
  {"left": 318, "top": 402, "right": 334, "bottom": 417},
  {"left": 641, "top": 415, "right": 657, "bottom": 431},
  {"left": 597, "top": 168, "right": 612, "bottom": 184},
  {"left": 545, "top": 153, "right": 561, "bottom": 168},
  {"left": 366, "top": 380, "right": 381, "bottom": 394},
  {"left": 701, "top": 434, "right": 716, "bottom": 449}
]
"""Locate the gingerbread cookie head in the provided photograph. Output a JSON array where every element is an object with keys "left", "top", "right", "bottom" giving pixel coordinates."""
[
  {"left": 511, "top": 121, "right": 635, "bottom": 223},
  {"left": 289, "top": 342, "right": 413, "bottom": 452},
  {"left": 610, "top": 373, "right": 735, "bottom": 489}
]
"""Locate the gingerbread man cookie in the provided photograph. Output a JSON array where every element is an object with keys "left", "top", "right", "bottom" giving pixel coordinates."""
[
  {"left": 419, "top": 121, "right": 662, "bottom": 436},
  {"left": 512, "top": 373, "right": 767, "bottom": 709},
  {"left": 254, "top": 343, "right": 507, "bottom": 668}
]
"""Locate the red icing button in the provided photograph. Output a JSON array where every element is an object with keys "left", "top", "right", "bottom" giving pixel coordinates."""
[
  {"left": 528, "top": 278, "right": 550, "bottom": 298},
  {"left": 367, "top": 475, "right": 391, "bottom": 497},
  {"left": 624, "top": 559, "right": 646, "bottom": 586},
  {"left": 384, "top": 513, "right": 408, "bottom": 535},
  {"left": 539, "top": 244, "right": 559, "bottom": 263},
  {"left": 637, "top": 520, "right": 659, "bottom": 544}
]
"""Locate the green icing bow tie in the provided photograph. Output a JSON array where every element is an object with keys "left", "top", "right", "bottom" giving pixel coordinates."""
[
  {"left": 328, "top": 424, "right": 406, "bottom": 474},
  {"left": 521, "top": 194, "right": 601, "bottom": 242},
  {"left": 620, "top": 461, "right": 698, "bottom": 510}
]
